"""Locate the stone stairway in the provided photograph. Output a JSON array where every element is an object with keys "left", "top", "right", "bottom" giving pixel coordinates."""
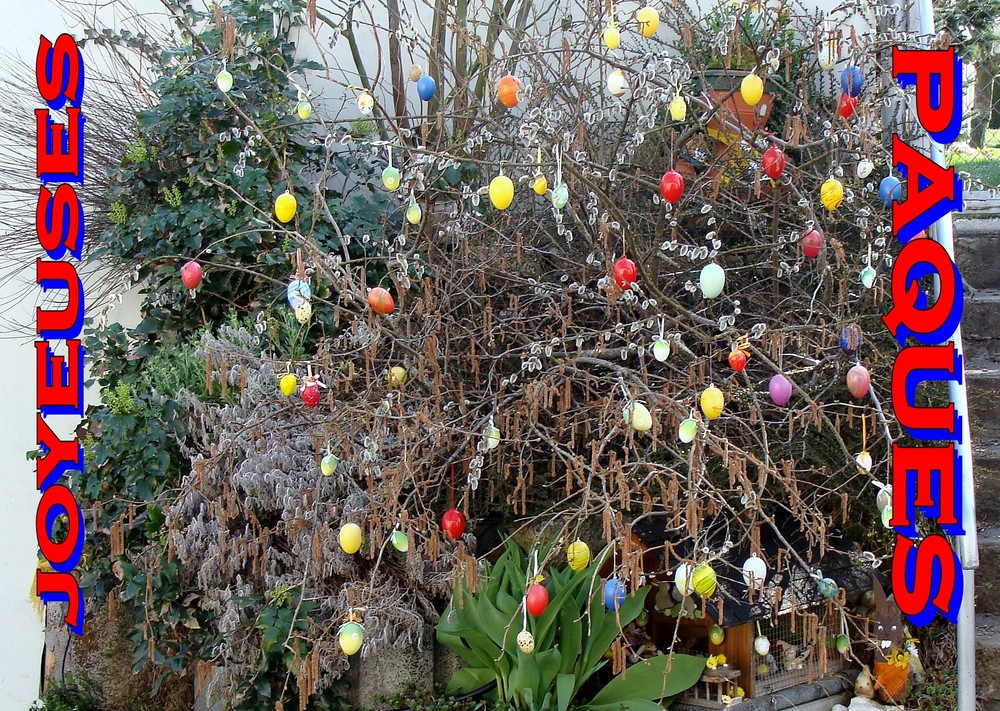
[{"left": 955, "top": 218, "right": 1000, "bottom": 709}]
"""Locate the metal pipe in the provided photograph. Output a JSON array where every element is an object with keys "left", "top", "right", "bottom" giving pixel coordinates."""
[{"left": 914, "top": 1, "right": 979, "bottom": 709}]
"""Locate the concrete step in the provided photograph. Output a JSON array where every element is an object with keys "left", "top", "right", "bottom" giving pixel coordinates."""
[
  {"left": 967, "top": 361, "right": 1000, "bottom": 439},
  {"left": 974, "top": 446, "right": 1000, "bottom": 525},
  {"left": 977, "top": 613, "right": 1000, "bottom": 706},
  {"left": 963, "top": 289, "right": 1000, "bottom": 342},
  {"left": 954, "top": 219, "right": 1000, "bottom": 290},
  {"left": 975, "top": 527, "right": 1000, "bottom": 615}
]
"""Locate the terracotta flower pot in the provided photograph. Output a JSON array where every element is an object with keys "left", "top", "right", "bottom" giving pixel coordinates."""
[
  {"left": 700, "top": 69, "right": 777, "bottom": 139},
  {"left": 873, "top": 658, "right": 909, "bottom": 703}
]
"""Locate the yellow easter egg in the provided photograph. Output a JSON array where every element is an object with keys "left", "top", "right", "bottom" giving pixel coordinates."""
[
  {"left": 389, "top": 366, "right": 408, "bottom": 388},
  {"left": 636, "top": 6, "right": 660, "bottom": 37},
  {"left": 489, "top": 175, "right": 514, "bottom": 210},
  {"left": 279, "top": 373, "right": 297, "bottom": 396},
  {"left": 405, "top": 202, "right": 422, "bottom": 225},
  {"left": 532, "top": 175, "right": 548, "bottom": 196},
  {"left": 566, "top": 540, "right": 591, "bottom": 571},
  {"left": 339, "top": 523, "right": 363, "bottom": 554},
  {"left": 692, "top": 563, "right": 718, "bottom": 598},
  {"left": 669, "top": 94, "right": 687, "bottom": 121},
  {"left": 603, "top": 23, "right": 621, "bottom": 50},
  {"left": 275, "top": 191, "right": 297, "bottom": 223},
  {"left": 821, "top": 177, "right": 844, "bottom": 211},
  {"left": 740, "top": 73, "right": 764, "bottom": 106},
  {"left": 700, "top": 386, "right": 724, "bottom": 420}
]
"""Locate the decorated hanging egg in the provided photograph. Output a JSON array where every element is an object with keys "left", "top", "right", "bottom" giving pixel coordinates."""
[
  {"left": 382, "top": 166, "right": 402, "bottom": 191},
  {"left": 674, "top": 563, "right": 694, "bottom": 596},
  {"left": 879, "top": 176, "right": 902, "bottom": 205},
  {"left": 497, "top": 74, "right": 522, "bottom": 108},
  {"left": 762, "top": 145, "right": 786, "bottom": 179},
  {"left": 532, "top": 175, "right": 548, "bottom": 196},
  {"left": 636, "top": 5, "right": 660, "bottom": 37},
  {"left": 216, "top": 68, "right": 234, "bottom": 93},
  {"left": 391, "top": 529, "right": 409, "bottom": 552},
  {"left": 604, "top": 577, "right": 626, "bottom": 610},
  {"left": 612, "top": 255, "right": 638, "bottom": 288},
  {"left": 857, "top": 158, "right": 874, "bottom": 179},
  {"left": 820, "top": 177, "right": 844, "bottom": 211},
  {"left": 769, "top": 374, "right": 793, "bottom": 406},
  {"left": 840, "top": 323, "right": 863, "bottom": 356},
  {"left": 835, "top": 634, "right": 850, "bottom": 654},
  {"left": 526, "top": 583, "right": 549, "bottom": 617},
  {"left": 294, "top": 300, "right": 312, "bottom": 324},
  {"left": 857, "top": 450, "right": 873, "bottom": 474},
  {"left": 321, "top": 453, "right": 339, "bottom": 476},
  {"left": 623, "top": 401, "right": 653, "bottom": 432},
  {"left": 860, "top": 265, "right": 877, "bottom": 289},
  {"left": 700, "top": 386, "right": 724, "bottom": 420},
  {"left": 699, "top": 263, "right": 726, "bottom": 298},
  {"left": 881, "top": 503, "right": 893, "bottom": 528},
  {"left": 801, "top": 228, "right": 823, "bottom": 258},
  {"left": 409, "top": 64, "right": 424, "bottom": 82},
  {"left": 840, "top": 65, "right": 864, "bottom": 97},
  {"left": 876, "top": 484, "right": 891, "bottom": 511},
  {"left": 709, "top": 625, "right": 725, "bottom": 645},
  {"left": 440, "top": 508, "right": 466, "bottom": 540},
  {"left": 405, "top": 202, "right": 422, "bottom": 225},
  {"left": 287, "top": 279, "right": 311, "bottom": 309},
  {"left": 339, "top": 523, "right": 363, "bottom": 554},
  {"left": 607, "top": 69, "right": 628, "bottom": 97},
  {"left": 516, "top": 629, "right": 535, "bottom": 654},
  {"left": 484, "top": 424, "right": 501, "bottom": 450},
  {"left": 837, "top": 93, "right": 858, "bottom": 118},
  {"left": 818, "top": 30, "right": 839, "bottom": 70},
  {"left": 603, "top": 22, "right": 621, "bottom": 50},
  {"left": 728, "top": 349, "right": 748, "bottom": 372},
  {"left": 742, "top": 553, "right": 767, "bottom": 587},
  {"left": 566, "top": 540, "right": 591, "bottom": 571},
  {"left": 659, "top": 170, "right": 684, "bottom": 204},
  {"left": 754, "top": 635, "right": 771, "bottom": 656},
  {"left": 818, "top": 577, "right": 838, "bottom": 599},
  {"left": 669, "top": 93, "right": 687, "bottom": 121},
  {"left": 416, "top": 74, "right": 436, "bottom": 101},
  {"left": 339, "top": 622, "right": 364, "bottom": 655},
  {"left": 489, "top": 175, "right": 515, "bottom": 210},
  {"left": 692, "top": 563, "right": 718, "bottom": 598},
  {"left": 367, "top": 286, "right": 395, "bottom": 315},
  {"left": 652, "top": 338, "right": 670, "bottom": 362},
  {"left": 389, "top": 366, "right": 408, "bottom": 388},
  {"left": 847, "top": 364, "right": 871, "bottom": 398},
  {"left": 297, "top": 100, "right": 312, "bottom": 120},
  {"left": 302, "top": 381, "right": 321, "bottom": 407},
  {"left": 636, "top": 609, "right": 650, "bottom": 627},
  {"left": 357, "top": 91, "right": 374, "bottom": 115},
  {"left": 279, "top": 373, "right": 297, "bottom": 397},
  {"left": 181, "top": 260, "right": 203, "bottom": 290},
  {"left": 275, "top": 191, "right": 297, "bottom": 223},
  {"left": 740, "top": 73, "right": 764, "bottom": 106},
  {"left": 551, "top": 183, "right": 569, "bottom": 209},
  {"left": 678, "top": 418, "right": 698, "bottom": 443}
]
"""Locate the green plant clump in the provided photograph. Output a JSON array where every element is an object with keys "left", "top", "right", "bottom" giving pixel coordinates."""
[{"left": 30, "top": 672, "right": 105, "bottom": 711}]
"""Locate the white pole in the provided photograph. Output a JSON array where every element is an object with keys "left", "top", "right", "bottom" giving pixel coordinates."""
[{"left": 914, "top": 2, "right": 979, "bottom": 709}]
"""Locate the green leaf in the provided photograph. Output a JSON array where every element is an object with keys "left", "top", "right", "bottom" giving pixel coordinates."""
[
  {"left": 582, "top": 699, "right": 665, "bottom": 711},
  {"left": 556, "top": 673, "right": 575, "bottom": 711},
  {"left": 586, "top": 654, "right": 705, "bottom": 707},
  {"left": 447, "top": 666, "right": 495, "bottom": 694}
]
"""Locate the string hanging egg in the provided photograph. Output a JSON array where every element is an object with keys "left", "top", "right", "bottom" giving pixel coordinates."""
[
  {"left": 728, "top": 348, "right": 748, "bottom": 372},
  {"left": 275, "top": 191, "right": 297, "bottom": 223},
  {"left": 612, "top": 255, "right": 637, "bottom": 288},
  {"left": 604, "top": 578, "right": 626, "bottom": 610},
  {"left": 484, "top": 420, "right": 501, "bottom": 450},
  {"left": 409, "top": 64, "right": 423, "bottom": 82},
  {"left": 740, "top": 73, "right": 764, "bottom": 106},
  {"left": 321, "top": 453, "right": 338, "bottom": 476},
  {"left": 623, "top": 401, "right": 653, "bottom": 432},
  {"left": 818, "top": 577, "right": 838, "bottom": 599},
  {"left": 847, "top": 364, "right": 871, "bottom": 398},
  {"left": 820, "top": 177, "right": 844, "bottom": 211},
  {"left": 709, "top": 625, "right": 725, "bottom": 645},
  {"left": 294, "top": 301, "right": 311, "bottom": 324},
  {"left": 440, "top": 508, "right": 466, "bottom": 540},
  {"left": 279, "top": 373, "right": 297, "bottom": 397},
  {"left": 669, "top": 93, "right": 687, "bottom": 121},
  {"left": 367, "top": 286, "right": 395, "bottom": 315},
  {"left": 659, "top": 170, "right": 684, "bottom": 203},
  {"left": 840, "top": 65, "right": 864, "bottom": 96},
  {"left": 382, "top": 166, "right": 401, "bottom": 191},
  {"left": 301, "top": 380, "right": 321, "bottom": 408},
  {"left": 551, "top": 183, "right": 569, "bottom": 209},
  {"left": 216, "top": 67, "right": 234, "bottom": 93},
  {"left": 700, "top": 386, "right": 724, "bottom": 420},
  {"left": 497, "top": 74, "right": 522, "bottom": 108},
  {"left": 532, "top": 174, "right": 548, "bottom": 196},
  {"left": 857, "top": 158, "right": 874, "bottom": 179},
  {"left": 566, "top": 540, "right": 591, "bottom": 571},
  {"left": 287, "top": 279, "right": 311, "bottom": 309},
  {"left": 339, "top": 523, "right": 363, "bottom": 554},
  {"left": 416, "top": 74, "right": 436, "bottom": 101},
  {"left": 691, "top": 564, "right": 718, "bottom": 598},
  {"left": 840, "top": 324, "right": 863, "bottom": 356},
  {"left": 818, "top": 25, "right": 839, "bottom": 70},
  {"left": 516, "top": 629, "right": 535, "bottom": 654},
  {"left": 755, "top": 635, "right": 771, "bottom": 656},
  {"left": 742, "top": 554, "right": 767, "bottom": 587},
  {"left": 339, "top": 622, "right": 364, "bottom": 655},
  {"left": 357, "top": 91, "right": 374, "bottom": 115},
  {"left": 879, "top": 176, "right": 902, "bottom": 205},
  {"left": 860, "top": 265, "right": 877, "bottom": 289},
  {"left": 674, "top": 563, "right": 694, "bottom": 596},
  {"left": 769, "top": 373, "right": 793, "bottom": 406},
  {"left": 761, "top": 145, "right": 786, "bottom": 179},
  {"left": 652, "top": 337, "right": 670, "bottom": 362},
  {"left": 391, "top": 530, "right": 409, "bottom": 552},
  {"left": 837, "top": 93, "right": 858, "bottom": 118},
  {"left": 603, "top": 22, "right": 621, "bottom": 50},
  {"left": 181, "top": 260, "right": 203, "bottom": 290},
  {"left": 526, "top": 584, "right": 549, "bottom": 617},
  {"left": 607, "top": 69, "right": 628, "bottom": 97},
  {"left": 405, "top": 201, "right": 422, "bottom": 225},
  {"left": 389, "top": 366, "right": 408, "bottom": 389},
  {"left": 699, "top": 263, "right": 726, "bottom": 298},
  {"left": 801, "top": 228, "right": 823, "bottom": 258},
  {"left": 678, "top": 418, "right": 698, "bottom": 443},
  {"left": 489, "top": 174, "right": 514, "bottom": 210},
  {"left": 297, "top": 100, "right": 312, "bottom": 120},
  {"left": 636, "top": 5, "right": 660, "bottom": 37}
]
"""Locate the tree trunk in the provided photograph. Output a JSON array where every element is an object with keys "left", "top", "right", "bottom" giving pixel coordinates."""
[{"left": 971, "top": 60, "right": 994, "bottom": 148}]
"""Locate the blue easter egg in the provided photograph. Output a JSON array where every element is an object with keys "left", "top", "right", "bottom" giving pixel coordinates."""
[
  {"left": 603, "top": 578, "right": 626, "bottom": 610},
  {"left": 840, "top": 65, "right": 864, "bottom": 97},
  {"left": 879, "top": 176, "right": 902, "bottom": 205},
  {"left": 287, "top": 279, "right": 312, "bottom": 308},
  {"left": 417, "top": 75, "right": 436, "bottom": 101},
  {"left": 839, "top": 324, "right": 863, "bottom": 356}
]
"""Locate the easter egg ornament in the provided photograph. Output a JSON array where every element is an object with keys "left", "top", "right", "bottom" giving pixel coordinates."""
[
  {"left": 409, "top": 64, "right": 423, "bottom": 82},
  {"left": 321, "top": 453, "right": 339, "bottom": 476},
  {"left": 835, "top": 634, "right": 850, "bottom": 654},
  {"left": 761, "top": 145, "right": 786, "bottom": 180},
  {"left": 357, "top": 91, "right": 374, "bottom": 115},
  {"left": 301, "top": 380, "right": 321, "bottom": 408},
  {"left": 636, "top": 5, "right": 660, "bottom": 37},
  {"left": 367, "top": 286, "right": 395, "bottom": 315},
  {"left": 740, "top": 72, "right": 764, "bottom": 106},
  {"left": 840, "top": 323, "right": 864, "bottom": 356},
  {"left": 879, "top": 175, "right": 902, "bottom": 205},
  {"left": 339, "top": 523, "right": 363, "bottom": 554},
  {"left": 801, "top": 228, "right": 823, "bottom": 258},
  {"left": 516, "top": 629, "right": 535, "bottom": 654},
  {"left": 441, "top": 508, "right": 466, "bottom": 540},
  {"left": 857, "top": 450, "right": 874, "bottom": 475},
  {"left": 840, "top": 65, "right": 865, "bottom": 97},
  {"left": 532, "top": 174, "right": 548, "bottom": 196},
  {"left": 551, "top": 183, "right": 569, "bottom": 209},
  {"left": 287, "top": 279, "right": 311, "bottom": 309},
  {"left": 181, "top": 260, "right": 203, "bottom": 290},
  {"left": 659, "top": 170, "right": 685, "bottom": 203},
  {"left": 566, "top": 540, "right": 591, "bottom": 571},
  {"left": 603, "top": 22, "right": 621, "bottom": 50},
  {"left": 612, "top": 255, "right": 638, "bottom": 288},
  {"left": 275, "top": 191, "right": 297, "bottom": 223},
  {"left": 820, "top": 177, "right": 844, "bottom": 211},
  {"left": 607, "top": 69, "right": 628, "bottom": 97},
  {"left": 294, "top": 300, "right": 312, "bottom": 324},
  {"left": 742, "top": 554, "right": 767, "bottom": 587},
  {"left": 389, "top": 366, "right": 408, "bottom": 389},
  {"left": 860, "top": 265, "right": 877, "bottom": 289},
  {"left": 405, "top": 201, "right": 422, "bottom": 225},
  {"left": 674, "top": 563, "right": 694, "bottom": 597},
  {"left": 526, "top": 584, "right": 549, "bottom": 617},
  {"left": 623, "top": 401, "right": 653, "bottom": 433},
  {"left": 484, "top": 420, "right": 501, "bottom": 450},
  {"left": 652, "top": 338, "right": 670, "bottom": 362},
  {"left": 728, "top": 347, "right": 749, "bottom": 373},
  {"left": 692, "top": 563, "right": 718, "bottom": 598},
  {"left": 769, "top": 373, "right": 793, "bottom": 406},
  {"left": 837, "top": 93, "right": 858, "bottom": 118},
  {"left": 847, "top": 364, "right": 871, "bottom": 398},
  {"left": 700, "top": 386, "right": 724, "bottom": 420},
  {"left": 279, "top": 373, "right": 297, "bottom": 397},
  {"left": 699, "top": 263, "right": 726, "bottom": 298},
  {"left": 497, "top": 74, "right": 522, "bottom": 108},
  {"left": 755, "top": 635, "right": 771, "bottom": 656},
  {"left": 678, "top": 418, "right": 698, "bottom": 443},
  {"left": 604, "top": 578, "right": 626, "bottom": 610},
  {"left": 382, "top": 166, "right": 401, "bottom": 192},
  {"left": 216, "top": 66, "right": 234, "bottom": 93},
  {"left": 339, "top": 622, "right": 364, "bottom": 655},
  {"left": 669, "top": 93, "right": 687, "bottom": 121},
  {"left": 297, "top": 100, "right": 312, "bottom": 120},
  {"left": 489, "top": 174, "right": 515, "bottom": 210},
  {"left": 416, "top": 74, "right": 436, "bottom": 101},
  {"left": 391, "top": 530, "right": 409, "bottom": 552},
  {"left": 857, "top": 158, "right": 874, "bottom": 179},
  {"left": 709, "top": 625, "right": 725, "bottom": 645},
  {"left": 817, "top": 577, "right": 838, "bottom": 599}
]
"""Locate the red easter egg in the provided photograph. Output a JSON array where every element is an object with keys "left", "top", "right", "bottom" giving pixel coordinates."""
[
  {"left": 441, "top": 508, "right": 466, "bottom": 540},
  {"left": 837, "top": 93, "right": 858, "bottom": 118},
  {"left": 659, "top": 170, "right": 684, "bottom": 204},
  {"left": 181, "top": 260, "right": 203, "bottom": 289},
  {"left": 761, "top": 145, "right": 786, "bottom": 179},
  {"left": 526, "top": 583, "right": 549, "bottom": 617},
  {"left": 301, "top": 382, "right": 320, "bottom": 407},
  {"left": 368, "top": 287, "right": 395, "bottom": 315},
  {"left": 846, "top": 364, "right": 871, "bottom": 399},
  {"left": 728, "top": 349, "right": 748, "bottom": 372},
  {"left": 801, "top": 229, "right": 823, "bottom": 258},
  {"left": 613, "top": 256, "right": 638, "bottom": 289}
]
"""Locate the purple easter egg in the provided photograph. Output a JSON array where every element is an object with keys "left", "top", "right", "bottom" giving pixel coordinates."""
[{"left": 769, "top": 374, "right": 792, "bottom": 406}]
